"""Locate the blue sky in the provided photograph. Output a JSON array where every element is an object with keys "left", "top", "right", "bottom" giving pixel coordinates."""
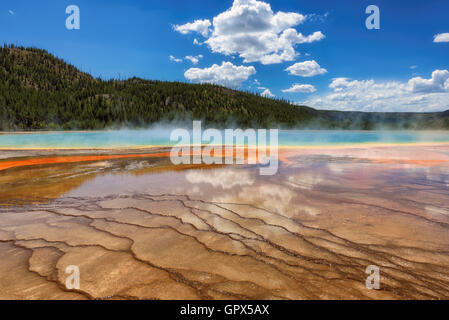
[{"left": 1, "top": 0, "right": 448, "bottom": 112}]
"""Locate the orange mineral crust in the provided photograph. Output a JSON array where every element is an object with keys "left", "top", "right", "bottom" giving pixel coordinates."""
[{"left": 0, "top": 153, "right": 171, "bottom": 172}]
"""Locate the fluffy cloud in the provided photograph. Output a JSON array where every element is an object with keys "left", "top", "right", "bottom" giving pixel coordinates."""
[
  {"left": 260, "top": 88, "right": 275, "bottom": 97},
  {"left": 408, "top": 69, "right": 449, "bottom": 93},
  {"left": 184, "top": 61, "right": 256, "bottom": 88},
  {"left": 285, "top": 60, "right": 327, "bottom": 77},
  {"left": 434, "top": 33, "right": 449, "bottom": 43},
  {"left": 174, "top": 0, "right": 325, "bottom": 64},
  {"left": 282, "top": 84, "right": 316, "bottom": 93},
  {"left": 169, "top": 55, "right": 182, "bottom": 63},
  {"left": 306, "top": 12, "right": 329, "bottom": 23},
  {"left": 185, "top": 54, "right": 203, "bottom": 64},
  {"left": 174, "top": 19, "right": 211, "bottom": 37},
  {"left": 170, "top": 54, "right": 204, "bottom": 64},
  {"left": 302, "top": 70, "right": 449, "bottom": 112}
]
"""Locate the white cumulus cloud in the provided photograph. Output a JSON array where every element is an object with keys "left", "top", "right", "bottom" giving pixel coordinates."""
[
  {"left": 169, "top": 55, "right": 183, "bottom": 63},
  {"left": 174, "top": 19, "right": 211, "bottom": 37},
  {"left": 302, "top": 70, "right": 449, "bottom": 112},
  {"left": 184, "top": 61, "right": 256, "bottom": 88},
  {"left": 185, "top": 54, "right": 203, "bottom": 65},
  {"left": 260, "top": 88, "right": 275, "bottom": 97},
  {"left": 174, "top": 0, "right": 325, "bottom": 64},
  {"left": 285, "top": 60, "right": 327, "bottom": 77},
  {"left": 282, "top": 84, "right": 316, "bottom": 93},
  {"left": 434, "top": 33, "right": 449, "bottom": 43},
  {"left": 408, "top": 69, "right": 449, "bottom": 93}
]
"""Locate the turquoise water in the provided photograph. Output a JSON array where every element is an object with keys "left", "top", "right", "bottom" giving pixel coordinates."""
[{"left": 0, "top": 130, "right": 448, "bottom": 148}]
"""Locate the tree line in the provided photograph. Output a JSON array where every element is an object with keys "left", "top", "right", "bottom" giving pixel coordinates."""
[{"left": 1, "top": 45, "right": 448, "bottom": 131}]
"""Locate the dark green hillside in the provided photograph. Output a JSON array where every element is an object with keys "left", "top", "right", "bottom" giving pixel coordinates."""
[{"left": 0, "top": 45, "right": 448, "bottom": 130}]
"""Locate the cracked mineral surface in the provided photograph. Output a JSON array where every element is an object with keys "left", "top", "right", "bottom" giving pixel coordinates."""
[{"left": 1, "top": 145, "right": 449, "bottom": 299}]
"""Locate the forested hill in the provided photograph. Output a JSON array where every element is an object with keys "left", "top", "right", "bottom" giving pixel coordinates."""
[{"left": 1, "top": 45, "right": 448, "bottom": 130}]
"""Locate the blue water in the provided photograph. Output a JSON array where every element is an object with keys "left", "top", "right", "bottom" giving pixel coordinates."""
[{"left": 0, "top": 130, "right": 448, "bottom": 148}]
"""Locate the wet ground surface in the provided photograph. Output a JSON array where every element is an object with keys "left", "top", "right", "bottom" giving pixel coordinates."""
[{"left": 1, "top": 145, "right": 449, "bottom": 299}]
